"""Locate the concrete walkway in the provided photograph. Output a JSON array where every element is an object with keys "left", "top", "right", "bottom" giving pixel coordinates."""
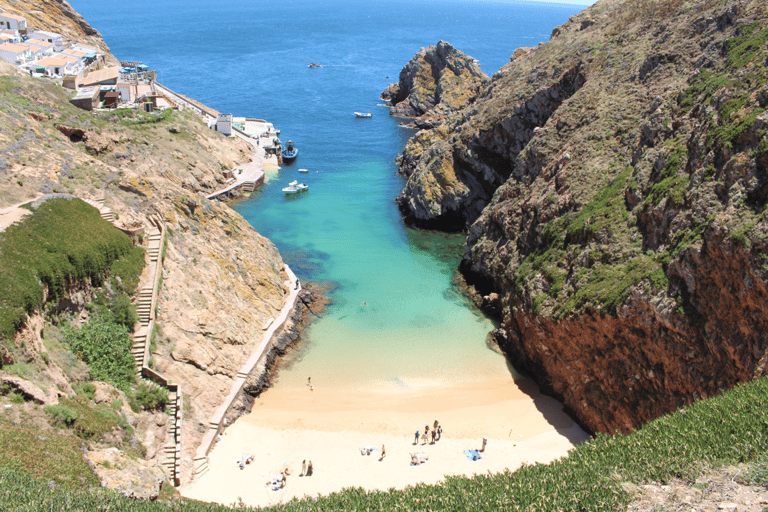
[
  {"left": 192, "top": 266, "right": 302, "bottom": 479},
  {"left": 205, "top": 147, "right": 265, "bottom": 200}
]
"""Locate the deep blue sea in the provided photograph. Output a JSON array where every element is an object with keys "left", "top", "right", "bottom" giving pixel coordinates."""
[{"left": 69, "top": 0, "right": 584, "bottom": 389}]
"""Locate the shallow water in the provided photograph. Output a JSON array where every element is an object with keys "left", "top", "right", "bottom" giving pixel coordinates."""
[{"left": 69, "top": 0, "right": 584, "bottom": 392}]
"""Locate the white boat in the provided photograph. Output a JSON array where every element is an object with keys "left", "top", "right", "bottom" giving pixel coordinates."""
[
  {"left": 282, "top": 180, "right": 308, "bottom": 194},
  {"left": 298, "top": 168, "right": 309, "bottom": 173},
  {"left": 354, "top": 112, "right": 372, "bottom": 118}
]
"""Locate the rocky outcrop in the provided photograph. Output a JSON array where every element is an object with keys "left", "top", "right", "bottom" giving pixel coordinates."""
[
  {"left": 382, "top": 41, "right": 488, "bottom": 129},
  {"left": 395, "top": 0, "right": 768, "bottom": 433},
  {"left": 86, "top": 447, "right": 165, "bottom": 500},
  {"left": 396, "top": 65, "right": 585, "bottom": 231}
]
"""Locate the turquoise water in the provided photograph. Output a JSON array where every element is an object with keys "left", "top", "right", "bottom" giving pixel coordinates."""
[{"left": 69, "top": 0, "right": 584, "bottom": 390}]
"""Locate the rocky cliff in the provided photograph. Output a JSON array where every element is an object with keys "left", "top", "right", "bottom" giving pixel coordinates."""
[
  {"left": 382, "top": 40, "right": 488, "bottom": 129},
  {"left": 395, "top": 0, "right": 768, "bottom": 434}
]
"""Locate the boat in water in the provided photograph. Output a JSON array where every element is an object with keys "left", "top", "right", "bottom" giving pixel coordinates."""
[
  {"left": 298, "top": 168, "right": 309, "bottom": 173},
  {"left": 354, "top": 112, "right": 372, "bottom": 118},
  {"left": 282, "top": 180, "right": 308, "bottom": 194},
  {"left": 282, "top": 140, "right": 298, "bottom": 161}
]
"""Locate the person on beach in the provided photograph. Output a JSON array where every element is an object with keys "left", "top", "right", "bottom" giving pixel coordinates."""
[
  {"left": 434, "top": 418, "right": 439, "bottom": 431},
  {"left": 307, "top": 460, "right": 313, "bottom": 476},
  {"left": 300, "top": 459, "right": 306, "bottom": 476},
  {"left": 295, "top": 278, "right": 300, "bottom": 290},
  {"left": 422, "top": 426, "right": 429, "bottom": 445},
  {"left": 430, "top": 429, "right": 436, "bottom": 444},
  {"left": 480, "top": 436, "right": 488, "bottom": 452},
  {"left": 437, "top": 425, "right": 442, "bottom": 441},
  {"left": 414, "top": 430, "right": 419, "bottom": 445},
  {"left": 379, "top": 444, "right": 386, "bottom": 461}
]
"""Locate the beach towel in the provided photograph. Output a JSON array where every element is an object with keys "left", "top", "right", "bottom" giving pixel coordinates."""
[{"left": 463, "top": 450, "right": 482, "bottom": 461}]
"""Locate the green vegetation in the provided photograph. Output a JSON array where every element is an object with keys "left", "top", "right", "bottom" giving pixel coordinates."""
[
  {"left": 0, "top": 421, "right": 100, "bottom": 489},
  {"left": 3, "top": 375, "right": 768, "bottom": 510},
  {"left": 678, "top": 22, "right": 768, "bottom": 148},
  {"left": 115, "top": 107, "right": 174, "bottom": 126},
  {"left": 0, "top": 197, "right": 145, "bottom": 341},
  {"left": 647, "top": 140, "right": 689, "bottom": 206},
  {"left": 515, "top": 167, "right": 669, "bottom": 316},
  {"left": 132, "top": 381, "right": 169, "bottom": 411},
  {"left": 64, "top": 315, "right": 136, "bottom": 391}
]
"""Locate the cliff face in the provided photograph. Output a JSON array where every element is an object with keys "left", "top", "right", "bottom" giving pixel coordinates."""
[{"left": 396, "top": 0, "right": 768, "bottom": 433}]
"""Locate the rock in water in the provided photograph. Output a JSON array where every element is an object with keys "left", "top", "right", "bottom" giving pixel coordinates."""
[{"left": 382, "top": 40, "right": 488, "bottom": 128}]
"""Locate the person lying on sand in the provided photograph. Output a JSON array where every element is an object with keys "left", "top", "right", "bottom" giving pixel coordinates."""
[{"left": 410, "top": 452, "right": 429, "bottom": 465}]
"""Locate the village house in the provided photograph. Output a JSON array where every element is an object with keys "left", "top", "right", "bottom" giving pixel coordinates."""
[
  {"left": 35, "top": 55, "right": 79, "bottom": 77},
  {"left": 28, "top": 30, "right": 63, "bottom": 51},
  {"left": 0, "top": 12, "right": 26, "bottom": 34},
  {"left": 0, "top": 29, "right": 20, "bottom": 44},
  {"left": 24, "top": 38, "right": 55, "bottom": 58},
  {"left": 0, "top": 41, "right": 32, "bottom": 64}
]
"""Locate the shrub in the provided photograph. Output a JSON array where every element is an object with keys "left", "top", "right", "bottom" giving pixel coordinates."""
[
  {"left": 132, "top": 382, "right": 168, "bottom": 411},
  {"left": 44, "top": 405, "right": 78, "bottom": 426},
  {"left": 64, "top": 316, "right": 136, "bottom": 391},
  {"left": 79, "top": 382, "right": 96, "bottom": 401}
]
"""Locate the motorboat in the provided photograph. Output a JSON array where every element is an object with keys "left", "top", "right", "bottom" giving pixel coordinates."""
[
  {"left": 283, "top": 180, "right": 308, "bottom": 194},
  {"left": 298, "top": 168, "right": 309, "bottom": 173},
  {"left": 282, "top": 140, "right": 298, "bottom": 161},
  {"left": 354, "top": 112, "right": 372, "bottom": 118}
]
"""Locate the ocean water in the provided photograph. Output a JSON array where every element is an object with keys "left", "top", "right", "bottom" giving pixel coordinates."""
[{"left": 69, "top": 0, "right": 584, "bottom": 391}]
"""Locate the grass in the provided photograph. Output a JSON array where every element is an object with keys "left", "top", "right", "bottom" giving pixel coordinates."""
[
  {"left": 0, "top": 420, "right": 99, "bottom": 489},
  {"left": 2, "top": 375, "right": 768, "bottom": 510},
  {"left": 0, "top": 197, "right": 145, "bottom": 341}
]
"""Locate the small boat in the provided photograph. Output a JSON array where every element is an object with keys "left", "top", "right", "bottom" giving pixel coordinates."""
[
  {"left": 354, "top": 112, "right": 372, "bottom": 118},
  {"left": 282, "top": 140, "right": 298, "bottom": 161},
  {"left": 308, "top": 63, "right": 321, "bottom": 68},
  {"left": 283, "top": 180, "right": 308, "bottom": 194},
  {"left": 298, "top": 168, "right": 309, "bottom": 173}
]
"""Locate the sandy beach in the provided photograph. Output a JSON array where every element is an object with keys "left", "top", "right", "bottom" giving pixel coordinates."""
[{"left": 181, "top": 376, "right": 589, "bottom": 508}]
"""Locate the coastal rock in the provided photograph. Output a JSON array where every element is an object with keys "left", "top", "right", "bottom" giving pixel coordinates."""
[
  {"left": 86, "top": 447, "right": 166, "bottom": 500},
  {"left": 393, "top": 0, "right": 768, "bottom": 434},
  {"left": 382, "top": 41, "right": 488, "bottom": 127}
]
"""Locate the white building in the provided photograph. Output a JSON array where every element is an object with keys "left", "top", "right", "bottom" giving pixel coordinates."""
[
  {"left": 0, "top": 29, "right": 20, "bottom": 44},
  {"left": 36, "top": 55, "right": 79, "bottom": 76},
  {"left": 0, "top": 12, "right": 27, "bottom": 33},
  {"left": 0, "top": 41, "right": 31, "bottom": 64},
  {"left": 25, "top": 39, "right": 55, "bottom": 58},
  {"left": 215, "top": 114, "right": 233, "bottom": 136},
  {"left": 28, "top": 30, "right": 63, "bottom": 52}
]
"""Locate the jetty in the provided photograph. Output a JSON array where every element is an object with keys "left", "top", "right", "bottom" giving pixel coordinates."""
[{"left": 205, "top": 147, "right": 265, "bottom": 200}]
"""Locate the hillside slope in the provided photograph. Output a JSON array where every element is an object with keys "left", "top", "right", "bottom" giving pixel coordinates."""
[
  {"left": 0, "top": 0, "right": 297, "bottom": 485},
  {"left": 396, "top": 0, "right": 768, "bottom": 434}
]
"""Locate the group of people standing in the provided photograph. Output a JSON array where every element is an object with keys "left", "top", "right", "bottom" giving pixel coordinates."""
[{"left": 414, "top": 418, "right": 442, "bottom": 445}]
